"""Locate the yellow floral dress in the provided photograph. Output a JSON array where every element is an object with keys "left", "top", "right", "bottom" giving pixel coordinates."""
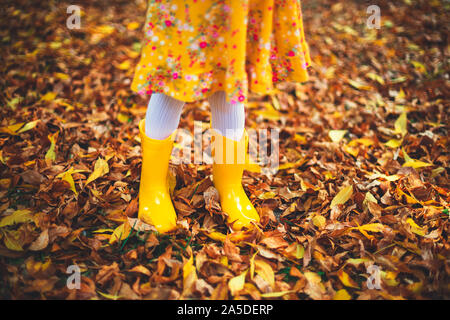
[{"left": 131, "top": 0, "right": 311, "bottom": 104}]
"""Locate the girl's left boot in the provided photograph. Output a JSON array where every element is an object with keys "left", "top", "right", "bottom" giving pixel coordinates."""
[
  {"left": 137, "top": 119, "right": 177, "bottom": 233},
  {"left": 211, "top": 129, "right": 260, "bottom": 230}
]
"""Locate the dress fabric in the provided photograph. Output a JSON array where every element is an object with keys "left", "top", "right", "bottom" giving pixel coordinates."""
[{"left": 131, "top": 0, "right": 311, "bottom": 104}]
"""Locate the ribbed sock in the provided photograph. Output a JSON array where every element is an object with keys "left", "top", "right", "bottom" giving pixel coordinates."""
[
  {"left": 208, "top": 91, "right": 245, "bottom": 141},
  {"left": 144, "top": 93, "right": 185, "bottom": 140}
]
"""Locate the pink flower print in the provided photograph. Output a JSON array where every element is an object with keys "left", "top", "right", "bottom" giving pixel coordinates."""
[
  {"left": 288, "top": 50, "right": 295, "bottom": 57},
  {"left": 165, "top": 20, "right": 172, "bottom": 27},
  {"left": 238, "top": 95, "right": 245, "bottom": 102},
  {"left": 199, "top": 41, "right": 207, "bottom": 48},
  {"left": 173, "top": 72, "right": 178, "bottom": 79}
]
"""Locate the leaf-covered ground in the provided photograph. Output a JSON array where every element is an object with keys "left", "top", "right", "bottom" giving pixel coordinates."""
[{"left": 0, "top": 0, "right": 448, "bottom": 300}]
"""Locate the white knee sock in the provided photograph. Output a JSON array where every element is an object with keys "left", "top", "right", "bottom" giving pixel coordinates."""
[
  {"left": 145, "top": 93, "right": 185, "bottom": 140},
  {"left": 208, "top": 91, "right": 245, "bottom": 141}
]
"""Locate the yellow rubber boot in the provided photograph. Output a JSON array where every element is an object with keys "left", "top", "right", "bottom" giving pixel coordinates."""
[
  {"left": 212, "top": 129, "right": 260, "bottom": 230},
  {"left": 137, "top": 119, "right": 177, "bottom": 233}
]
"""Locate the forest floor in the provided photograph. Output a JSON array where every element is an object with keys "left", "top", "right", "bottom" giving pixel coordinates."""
[{"left": 0, "top": 0, "right": 448, "bottom": 299}]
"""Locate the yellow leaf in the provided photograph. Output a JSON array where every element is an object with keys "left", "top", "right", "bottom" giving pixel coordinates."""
[
  {"left": 0, "top": 209, "right": 33, "bottom": 227},
  {"left": 352, "top": 223, "right": 386, "bottom": 233},
  {"left": 347, "top": 138, "right": 374, "bottom": 147},
  {"left": 0, "top": 122, "right": 25, "bottom": 135},
  {"left": 343, "top": 144, "right": 359, "bottom": 157},
  {"left": 258, "top": 191, "right": 277, "bottom": 200},
  {"left": 331, "top": 185, "right": 353, "bottom": 208},
  {"left": 228, "top": 270, "right": 247, "bottom": 296},
  {"left": 183, "top": 252, "right": 197, "bottom": 294},
  {"left": 328, "top": 130, "right": 347, "bottom": 143},
  {"left": 85, "top": 157, "right": 109, "bottom": 186},
  {"left": 127, "top": 22, "right": 140, "bottom": 30},
  {"left": 333, "top": 289, "right": 351, "bottom": 300},
  {"left": 56, "top": 167, "right": 85, "bottom": 196},
  {"left": 348, "top": 79, "right": 372, "bottom": 91},
  {"left": 183, "top": 253, "right": 196, "bottom": 283},
  {"left": 406, "top": 218, "right": 426, "bottom": 236},
  {"left": 109, "top": 221, "right": 131, "bottom": 244},
  {"left": 345, "top": 258, "right": 370, "bottom": 266},
  {"left": 369, "top": 172, "right": 400, "bottom": 182},
  {"left": 97, "top": 291, "right": 122, "bottom": 300},
  {"left": 92, "top": 228, "right": 114, "bottom": 234},
  {"left": 95, "top": 25, "right": 115, "bottom": 35},
  {"left": 349, "top": 223, "right": 386, "bottom": 240},
  {"left": 204, "top": 230, "right": 226, "bottom": 242},
  {"left": 220, "top": 256, "right": 228, "bottom": 267},
  {"left": 396, "top": 88, "right": 406, "bottom": 102},
  {"left": 254, "top": 259, "right": 275, "bottom": 287},
  {"left": 385, "top": 138, "right": 403, "bottom": 148},
  {"left": 271, "top": 94, "right": 281, "bottom": 110},
  {"left": 293, "top": 134, "right": 307, "bottom": 144},
  {"left": 278, "top": 158, "right": 308, "bottom": 171},
  {"left": 54, "top": 73, "right": 70, "bottom": 80},
  {"left": 411, "top": 60, "right": 427, "bottom": 74},
  {"left": 17, "top": 120, "right": 39, "bottom": 133},
  {"left": 117, "top": 113, "right": 129, "bottom": 123},
  {"left": 337, "top": 269, "right": 359, "bottom": 289},
  {"left": 380, "top": 270, "right": 399, "bottom": 286},
  {"left": 403, "top": 159, "right": 433, "bottom": 169},
  {"left": 401, "top": 148, "right": 433, "bottom": 169},
  {"left": 324, "top": 171, "right": 336, "bottom": 180},
  {"left": 45, "top": 131, "right": 59, "bottom": 161},
  {"left": 295, "top": 244, "right": 304, "bottom": 259},
  {"left": 249, "top": 251, "right": 258, "bottom": 279},
  {"left": 254, "top": 108, "right": 280, "bottom": 121},
  {"left": 431, "top": 167, "right": 445, "bottom": 178},
  {"left": 116, "top": 60, "right": 131, "bottom": 70},
  {"left": 260, "top": 291, "right": 293, "bottom": 298},
  {"left": 3, "top": 230, "right": 24, "bottom": 251},
  {"left": 312, "top": 215, "right": 326, "bottom": 229},
  {"left": 363, "top": 192, "right": 378, "bottom": 209},
  {"left": 394, "top": 112, "right": 408, "bottom": 137},
  {"left": 40, "top": 92, "right": 57, "bottom": 102},
  {"left": 366, "top": 72, "right": 385, "bottom": 85}
]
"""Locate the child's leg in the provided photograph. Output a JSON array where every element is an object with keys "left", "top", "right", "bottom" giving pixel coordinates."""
[
  {"left": 207, "top": 91, "right": 245, "bottom": 141},
  {"left": 138, "top": 93, "right": 184, "bottom": 233},
  {"left": 145, "top": 93, "right": 185, "bottom": 140},
  {"left": 208, "top": 90, "right": 259, "bottom": 230}
]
